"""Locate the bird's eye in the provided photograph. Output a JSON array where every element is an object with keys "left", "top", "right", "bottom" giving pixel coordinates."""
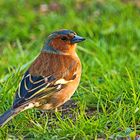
[{"left": 61, "top": 36, "right": 68, "bottom": 41}]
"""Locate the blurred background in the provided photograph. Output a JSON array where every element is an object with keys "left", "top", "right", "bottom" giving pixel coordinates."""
[
  {"left": 0, "top": 0, "right": 140, "bottom": 72},
  {"left": 0, "top": 0, "right": 140, "bottom": 139}
]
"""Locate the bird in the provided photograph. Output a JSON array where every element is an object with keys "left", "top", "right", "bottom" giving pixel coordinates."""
[{"left": 0, "top": 29, "right": 85, "bottom": 127}]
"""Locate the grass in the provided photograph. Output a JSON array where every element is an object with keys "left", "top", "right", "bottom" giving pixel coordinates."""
[{"left": 0, "top": 0, "right": 140, "bottom": 139}]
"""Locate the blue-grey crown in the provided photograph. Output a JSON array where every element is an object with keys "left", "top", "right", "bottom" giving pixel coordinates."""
[{"left": 51, "top": 29, "right": 76, "bottom": 36}]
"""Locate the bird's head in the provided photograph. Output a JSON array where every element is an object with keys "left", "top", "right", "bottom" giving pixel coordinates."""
[{"left": 42, "top": 29, "right": 85, "bottom": 55}]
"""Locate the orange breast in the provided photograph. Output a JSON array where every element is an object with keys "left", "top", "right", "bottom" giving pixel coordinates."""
[{"left": 37, "top": 62, "right": 81, "bottom": 110}]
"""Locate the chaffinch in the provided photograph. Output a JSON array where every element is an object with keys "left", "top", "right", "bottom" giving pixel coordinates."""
[{"left": 0, "top": 29, "right": 85, "bottom": 127}]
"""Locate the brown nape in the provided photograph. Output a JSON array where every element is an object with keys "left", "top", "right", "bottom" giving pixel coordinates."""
[{"left": 49, "top": 36, "right": 76, "bottom": 54}]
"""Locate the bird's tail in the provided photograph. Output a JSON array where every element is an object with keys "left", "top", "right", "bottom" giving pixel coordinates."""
[
  {"left": 0, "top": 108, "right": 18, "bottom": 127},
  {"left": 0, "top": 103, "right": 34, "bottom": 127}
]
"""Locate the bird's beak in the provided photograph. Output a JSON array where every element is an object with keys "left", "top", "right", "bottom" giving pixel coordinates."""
[{"left": 71, "top": 35, "right": 85, "bottom": 44}]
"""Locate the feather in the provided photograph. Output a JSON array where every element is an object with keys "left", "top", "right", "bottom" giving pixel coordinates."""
[{"left": 13, "top": 71, "right": 58, "bottom": 108}]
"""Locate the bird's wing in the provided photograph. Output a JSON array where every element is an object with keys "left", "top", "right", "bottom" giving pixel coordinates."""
[
  {"left": 13, "top": 70, "right": 60, "bottom": 108},
  {"left": 13, "top": 68, "right": 77, "bottom": 108}
]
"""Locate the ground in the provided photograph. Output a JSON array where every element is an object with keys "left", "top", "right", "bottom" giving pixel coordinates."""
[{"left": 0, "top": 0, "right": 140, "bottom": 139}]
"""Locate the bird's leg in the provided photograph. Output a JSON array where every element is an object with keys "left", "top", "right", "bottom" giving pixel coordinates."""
[
  {"left": 55, "top": 106, "right": 63, "bottom": 112},
  {"left": 55, "top": 108, "right": 58, "bottom": 112}
]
